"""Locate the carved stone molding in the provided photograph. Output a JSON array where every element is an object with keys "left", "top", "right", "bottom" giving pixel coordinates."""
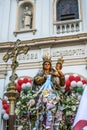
[
  {"left": 0, "top": 45, "right": 87, "bottom": 71},
  {"left": 0, "top": 34, "right": 87, "bottom": 71},
  {"left": 14, "top": 29, "right": 37, "bottom": 37},
  {"left": 0, "top": 33, "right": 87, "bottom": 51}
]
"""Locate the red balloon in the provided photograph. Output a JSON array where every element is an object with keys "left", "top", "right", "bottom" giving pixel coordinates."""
[
  {"left": 82, "top": 79, "right": 87, "bottom": 84},
  {"left": 6, "top": 108, "right": 9, "bottom": 114},
  {"left": 16, "top": 85, "right": 21, "bottom": 92},
  {"left": 23, "top": 77, "right": 29, "bottom": 83},
  {"left": 17, "top": 79, "right": 23, "bottom": 86},
  {"left": 2, "top": 100, "right": 7, "bottom": 105},
  {"left": 65, "top": 80, "right": 71, "bottom": 91},
  {"left": 69, "top": 75, "right": 75, "bottom": 82},
  {"left": 3, "top": 104, "right": 9, "bottom": 110},
  {"left": 75, "top": 76, "right": 81, "bottom": 82},
  {"left": 66, "top": 80, "right": 71, "bottom": 87}
]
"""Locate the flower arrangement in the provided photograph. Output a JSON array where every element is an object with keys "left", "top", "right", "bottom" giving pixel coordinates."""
[
  {"left": 15, "top": 77, "right": 37, "bottom": 129},
  {"left": 1, "top": 74, "right": 87, "bottom": 130},
  {"left": 59, "top": 74, "right": 87, "bottom": 129}
]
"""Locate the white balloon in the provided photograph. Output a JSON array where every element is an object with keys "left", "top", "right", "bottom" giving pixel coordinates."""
[
  {"left": 26, "top": 82, "right": 32, "bottom": 87},
  {"left": 21, "top": 83, "right": 26, "bottom": 89},
  {"left": 77, "top": 81, "right": 83, "bottom": 87},
  {"left": 3, "top": 113, "right": 9, "bottom": 120},
  {"left": 15, "top": 80, "right": 18, "bottom": 84},
  {"left": 65, "top": 75, "right": 69, "bottom": 80},
  {"left": 3, "top": 96, "right": 8, "bottom": 101},
  {"left": 70, "top": 81, "right": 77, "bottom": 88},
  {"left": 7, "top": 101, "right": 9, "bottom": 104}
]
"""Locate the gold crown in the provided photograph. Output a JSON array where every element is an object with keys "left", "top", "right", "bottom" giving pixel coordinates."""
[
  {"left": 42, "top": 55, "right": 51, "bottom": 63},
  {"left": 57, "top": 57, "right": 64, "bottom": 65}
]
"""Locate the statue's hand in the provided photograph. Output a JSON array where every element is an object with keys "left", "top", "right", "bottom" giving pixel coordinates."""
[{"left": 34, "top": 76, "right": 46, "bottom": 85}]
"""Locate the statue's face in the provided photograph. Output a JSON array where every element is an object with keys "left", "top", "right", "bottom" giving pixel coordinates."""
[
  {"left": 56, "top": 63, "right": 62, "bottom": 70},
  {"left": 43, "top": 61, "right": 51, "bottom": 70}
]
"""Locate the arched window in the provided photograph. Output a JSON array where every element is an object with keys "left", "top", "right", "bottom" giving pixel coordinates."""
[{"left": 56, "top": 0, "right": 79, "bottom": 21}]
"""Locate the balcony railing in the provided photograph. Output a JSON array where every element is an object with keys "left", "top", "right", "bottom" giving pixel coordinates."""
[{"left": 53, "top": 19, "right": 82, "bottom": 34}]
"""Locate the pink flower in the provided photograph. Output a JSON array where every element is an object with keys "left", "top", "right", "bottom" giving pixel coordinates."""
[
  {"left": 43, "top": 97, "right": 48, "bottom": 103},
  {"left": 27, "top": 99, "right": 35, "bottom": 107}
]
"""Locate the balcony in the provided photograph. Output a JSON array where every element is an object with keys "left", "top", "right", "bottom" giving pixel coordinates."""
[{"left": 53, "top": 19, "right": 82, "bottom": 35}]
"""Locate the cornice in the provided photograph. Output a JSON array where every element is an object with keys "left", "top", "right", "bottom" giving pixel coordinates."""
[{"left": 0, "top": 33, "right": 87, "bottom": 52}]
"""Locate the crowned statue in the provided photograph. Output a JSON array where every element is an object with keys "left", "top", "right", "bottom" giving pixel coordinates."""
[{"left": 32, "top": 55, "right": 65, "bottom": 130}]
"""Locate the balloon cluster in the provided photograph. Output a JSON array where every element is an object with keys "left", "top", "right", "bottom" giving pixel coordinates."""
[
  {"left": 65, "top": 74, "right": 87, "bottom": 95},
  {"left": 1, "top": 96, "right": 9, "bottom": 120},
  {"left": 59, "top": 74, "right": 87, "bottom": 129},
  {"left": 1, "top": 77, "right": 32, "bottom": 121},
  {"left": 16, "top": 77, "right": 32, "bottom": 93}
]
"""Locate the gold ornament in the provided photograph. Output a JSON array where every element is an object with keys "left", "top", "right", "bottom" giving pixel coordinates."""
[
  {"left": 42, "top": 55, "right": 51, "bottom": 63},
  {"left": 57, "top": 57, "right": 64, "bottom": 65}
]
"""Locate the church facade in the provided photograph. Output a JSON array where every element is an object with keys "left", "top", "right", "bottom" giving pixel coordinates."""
[{"left": 0, "top": 0, "right": 87, "bottom": 129}]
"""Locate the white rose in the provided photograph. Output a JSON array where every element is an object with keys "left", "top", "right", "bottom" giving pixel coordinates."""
[{"left": 18, "top": 126, "right": 23, "bottom": 130}]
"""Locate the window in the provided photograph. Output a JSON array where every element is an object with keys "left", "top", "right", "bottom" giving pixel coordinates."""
[
  {"left": 56, "top": 0, "right": 79, "bottom": 21},
  {"left": 53, "top": 0, "right": 81, "bottom": 34}
]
